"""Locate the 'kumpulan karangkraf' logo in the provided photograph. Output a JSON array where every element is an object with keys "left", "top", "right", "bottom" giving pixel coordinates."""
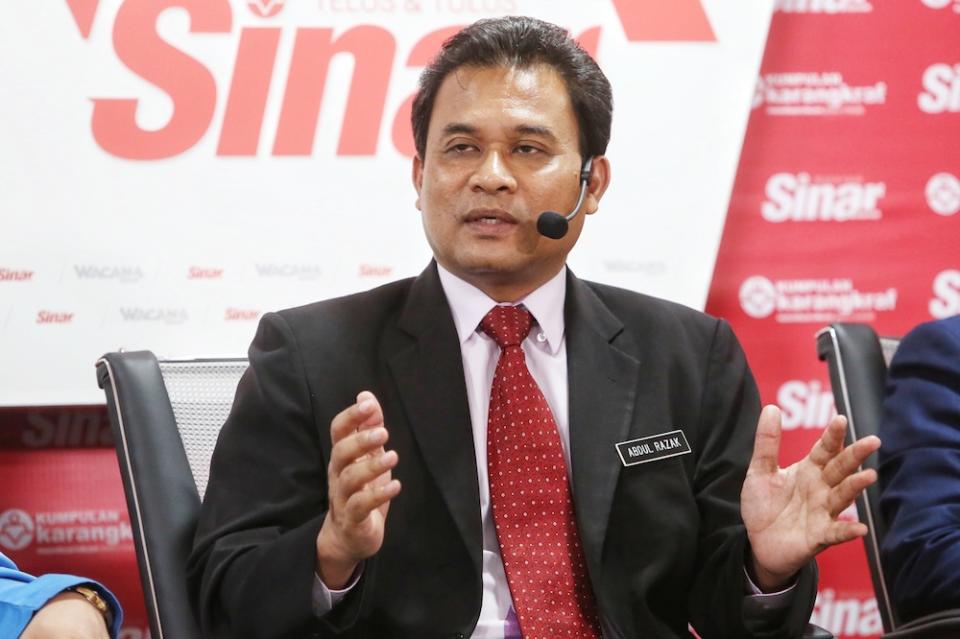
[
  {"left": 753, "top": 72, "right": 886, "bottom": 116},
  {"left": 31, "top": 510, "right": 133, "bottom": 552},
  {"left": 739, "top": 276, "right": 897, "bottom": 323}
]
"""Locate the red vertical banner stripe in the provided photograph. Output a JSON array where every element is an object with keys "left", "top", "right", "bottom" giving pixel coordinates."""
[{"left": 707, "top": 4, "right": 960, "bottom": 638}]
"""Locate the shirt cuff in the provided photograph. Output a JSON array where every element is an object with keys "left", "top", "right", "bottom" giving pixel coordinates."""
[
  {"left": 743, "top": 565, "right": 796, "bottom": 603},
  {"left": 312, "top": 565, "right": 363, "bottom": 617}
]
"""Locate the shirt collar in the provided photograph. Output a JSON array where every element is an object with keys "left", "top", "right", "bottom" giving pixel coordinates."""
[{"left": 436, "top": 263, "right": 567, "bottom": 355}]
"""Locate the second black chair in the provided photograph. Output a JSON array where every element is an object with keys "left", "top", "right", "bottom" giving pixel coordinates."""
[{"left": 817, "top": 322, "right": 960, "bottom": 638}]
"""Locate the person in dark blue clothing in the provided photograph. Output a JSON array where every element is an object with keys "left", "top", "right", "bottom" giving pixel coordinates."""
[
  {"left": 879, "top": 314, "right": 960, "bottom": 622},
  {"left": 0, "top": 550, "right": 122, "bottom": 638}
]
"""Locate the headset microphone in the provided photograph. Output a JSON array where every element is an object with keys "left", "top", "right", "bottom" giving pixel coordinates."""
[{"left": 536, "top": 158, "right": 594, "bottom": 240}]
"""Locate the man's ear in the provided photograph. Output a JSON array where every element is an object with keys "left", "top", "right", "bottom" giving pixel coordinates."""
[
  {"left": 412, "top": 155, "right": 424, "bottom": 210},
  {"left": 583, "top": 155, "right": 611, "bottom": 216}
]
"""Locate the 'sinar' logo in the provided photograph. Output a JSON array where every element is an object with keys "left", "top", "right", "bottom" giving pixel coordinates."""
[
  {"left": 930, "top": 269, "right": 960, "bottom": 319},
  {"left": 918, "top": 63, "right": 960, "bottom": 113},
  {"left": 64, "top": 0, "right": 712, "bottom": 160},
  {"left": 762, "top": 172, "right": 885, "bottom": 222}
]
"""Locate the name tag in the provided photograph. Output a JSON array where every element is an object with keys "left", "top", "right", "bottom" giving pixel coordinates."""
[{"left": 616, "top": 430, "right": 692, "bottom": 467}]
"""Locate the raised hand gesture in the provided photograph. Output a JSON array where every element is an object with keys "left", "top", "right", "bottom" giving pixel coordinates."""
[{"left": 740, "top": 405, "right": 881, "bottom": 590}]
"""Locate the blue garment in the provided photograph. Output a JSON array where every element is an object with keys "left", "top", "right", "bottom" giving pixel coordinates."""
[
  {"left": 879, "top": 315, "right": 960, "bottom": 622},
  {"left": 0, "top": 551, "right": 122, "bottom": 637}
]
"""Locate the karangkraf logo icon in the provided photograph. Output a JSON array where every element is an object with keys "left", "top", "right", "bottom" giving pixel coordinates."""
[
  {"left": 0, "top": 509, "right": 35, "bottom": 551},
  {"left": 739, "top": 276, "right": 778, "bottom": 319},
  {"left": 925, "top": 173, "right": 960, "bottom": 216},
  {"left": 248, "top": 0, "right": 285, "bottom": 18}
]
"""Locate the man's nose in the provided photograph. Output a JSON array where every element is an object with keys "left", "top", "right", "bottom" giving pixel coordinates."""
[{"left": 469, "top": 151, "right": 517, "bottom": 193}]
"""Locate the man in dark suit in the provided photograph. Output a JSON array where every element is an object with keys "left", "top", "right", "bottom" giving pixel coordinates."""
[
  {"left": 188, "top": 16, "right": 880, "bottom": 638},
  {"left": 879, "top": 314, "right": 960, "bottom": 622}
]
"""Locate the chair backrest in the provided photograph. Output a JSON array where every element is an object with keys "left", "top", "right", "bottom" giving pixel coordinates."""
[
  {"left": 96, "top": 351, "right": 247, "bottom": 639},
  {"left": 816, "top": 323, "right": 900, "bottom": 632}
]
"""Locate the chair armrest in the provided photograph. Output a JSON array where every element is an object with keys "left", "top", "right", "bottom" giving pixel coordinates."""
[
  {"left": 885, "top": 610, "right": 960, "bottom": 638},
  {"left": 804, "top": 623, "right": 834, "bottom": 639}
]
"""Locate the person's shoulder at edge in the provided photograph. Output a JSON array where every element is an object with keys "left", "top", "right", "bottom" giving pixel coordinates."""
[{"left": 895, "top": 315, "right": 960, "bottom": 353}]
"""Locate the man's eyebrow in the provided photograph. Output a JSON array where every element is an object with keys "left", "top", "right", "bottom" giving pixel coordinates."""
[
  {"left": 439, "top": 123, "right": 559, "bottom": 142},
  {"left": 514, "top": 125, "right": 558, "bottom": 142},
  {"left": 440, "top": 123, "right": 477, "bottom": 137}
]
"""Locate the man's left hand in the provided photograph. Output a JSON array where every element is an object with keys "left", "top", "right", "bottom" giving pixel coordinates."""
[{"left": 740, "top": 405, "right": 881, "bottom": 591}]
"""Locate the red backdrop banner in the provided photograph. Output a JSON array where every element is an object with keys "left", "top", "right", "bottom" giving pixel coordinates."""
[{"left": 707, "top": 2, "right": 960, "bottom": 638}]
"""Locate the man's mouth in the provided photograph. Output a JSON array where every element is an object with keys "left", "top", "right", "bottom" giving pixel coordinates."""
[{"left": 464, "top": 209, "right": 518, "bottom": 226}]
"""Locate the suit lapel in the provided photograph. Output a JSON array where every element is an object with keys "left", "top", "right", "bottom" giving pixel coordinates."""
[
  {"left": 386, "top": 266, "right": 643, "bottom": 584},
  {"left": 388, "top": 263, "right": 483, "bottom": 560},
  {"left": 565, "top": 273, "right": 642, "bottom": 577}
]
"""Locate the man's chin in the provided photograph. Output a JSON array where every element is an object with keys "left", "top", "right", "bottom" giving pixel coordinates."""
[{"left": 452, "top": 256, "right": 524, "bottom": 277}]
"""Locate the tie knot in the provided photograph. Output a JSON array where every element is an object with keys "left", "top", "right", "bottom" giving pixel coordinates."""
[{"left": 480, "top": 305, "right": 533, "bottom": 349}]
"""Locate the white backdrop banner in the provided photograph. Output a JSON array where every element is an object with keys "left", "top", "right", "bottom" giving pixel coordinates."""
[{"left": 0, "top": 0, "right": 773, "bottom": 405}]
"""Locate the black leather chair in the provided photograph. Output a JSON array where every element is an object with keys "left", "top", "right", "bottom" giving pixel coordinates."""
[
  {"left": 96, "top": 351, "right": 248, "bottom": 639},
  {"left": 817, "top": 323, "right": 960, "bottom": 638}
]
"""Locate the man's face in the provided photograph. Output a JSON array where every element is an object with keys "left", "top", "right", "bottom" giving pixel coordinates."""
[{"left": 413, "top": 63, "right": 608, "bottom": 302}]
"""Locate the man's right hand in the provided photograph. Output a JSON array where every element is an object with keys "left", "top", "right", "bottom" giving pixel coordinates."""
[{"left": 316, "top": 391, "right": 401, "bottom": 589}]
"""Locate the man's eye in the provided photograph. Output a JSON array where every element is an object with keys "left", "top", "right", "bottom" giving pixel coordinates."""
[
  {"left": 448, "top": 144, "right": 476, "bottom": 153},
  {"left": 515, "top": 145, "right": 540, "bottom": 155}
]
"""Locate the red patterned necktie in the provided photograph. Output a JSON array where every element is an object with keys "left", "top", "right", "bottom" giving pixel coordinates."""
[{"left": 481, "top": 305, "right": 602, "bottom": 639}]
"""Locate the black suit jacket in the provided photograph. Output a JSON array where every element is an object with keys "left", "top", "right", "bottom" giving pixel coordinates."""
[{"left": 187, "top": 262, "right": 816, "bottom": 638}]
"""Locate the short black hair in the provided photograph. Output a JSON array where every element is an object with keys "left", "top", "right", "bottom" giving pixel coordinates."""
[{"left": 411, "top": 16, "right": 613, "bottom": 162}]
